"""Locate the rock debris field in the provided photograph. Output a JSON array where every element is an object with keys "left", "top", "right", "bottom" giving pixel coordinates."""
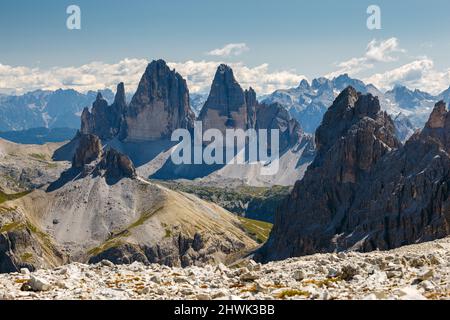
[{"left": 1, "top": 237, "right": 449, "bottom": 300}]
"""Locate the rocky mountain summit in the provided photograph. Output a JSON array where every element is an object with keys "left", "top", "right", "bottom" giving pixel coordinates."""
[
  {"left": 199, "top": 65, "right": 303, "bottom": 150},
  {"left": 1, "top": 237, "right": 449, "bottom": 300},
  {"left": 260, "top": 87, "right": 450, "bottom": 261},
  {"left": 80, "top": 84, "right": 126, "bottom": 140},
  {"left": 75, "top": 61, "right": 313, "bottom": 186},
  {"left": 124, "top": 60, "right": 195, "bottom": 141},
  {"left": 262, "top": 74, "right": 445, "bottom": 141},
  {"left": 81, "top": 60, "right": 195, "bottom": 142},
  {"left": 199, "top": 64, "right": 249, "bottom": 133}
]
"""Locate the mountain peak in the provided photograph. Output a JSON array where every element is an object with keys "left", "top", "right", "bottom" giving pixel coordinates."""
[
  {"left": 124, "top": 59, "right": 194, "bottom": 141},
  {"left": 113, "top": 82, "right": 126, "bottom": 105},
  {"left": 298, "top": 79, "right": 310, "bottom": 89},
  {"left": 315, "top": 88, "right": 389, "bottom": 160},
  {"left": 217, "top": 64, "right": 232, "bottom": 74},
  {"left": 421, "top": 101, "right": 449, "bottom": 151},
  {"left": 199, "top": 65, "right": 247, "bottom": 132},
  {"left": 95, "top": 92, "right": 104, "bottom": 101}
]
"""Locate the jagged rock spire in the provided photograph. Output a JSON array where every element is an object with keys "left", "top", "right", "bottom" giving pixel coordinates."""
[
  {"left": 199, "top": 64, "right": 248, "bottom": 132},
  {"left": 421, "top": 100, "right": 449, "bottom": 152},
  {"left": 72, "top": 134, "right": 102, "bottom": 168},
  {"left": 123, "top": 59, "right": 195, "bottom": 141}
]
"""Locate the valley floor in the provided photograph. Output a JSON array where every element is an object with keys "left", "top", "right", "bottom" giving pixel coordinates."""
[{"left": 1, "top": 237, "right": 449, "bottom": 300}]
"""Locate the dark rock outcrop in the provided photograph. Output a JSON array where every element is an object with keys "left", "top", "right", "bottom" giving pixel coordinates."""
[
  {"left": 80, "top": 84, "right": 127, "bottom": 140},
  {"left": 421, "top": 100, "right": 450, "bottom": 151},
  {"left": 260, "top": 88, "right": 450, "bottom": 261},
  {"left": 0, "top": 208, "right": 64, "bottom": 273},
  {"left": 199, "top": 64, "right": 304, "bottom": 151},
  {"left": 96, "top": 148, "right": 136, "bottom": 181},
  {"left": 72, "top": 134, "right": 102, "bottom": 168},
  {"left": 255, "top": 102, "right": 304, "bottom": 152},
  {"left": 123, "top": 60, "right": 195, "bottom": 141},
  {"left": 199, "top": 64, "right": 250, "bottom": 133},
  {"left": 89, "top": 232, "right": 246, "bottom": 268}
]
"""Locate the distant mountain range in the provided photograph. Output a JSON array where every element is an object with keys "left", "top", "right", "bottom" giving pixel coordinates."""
[
  {"left": 2, "top": 73, "right": 449, "bottom": 145},
  {"left": 0, "top": 89, "right": 125, "bottom": 132},
  {"left": 262, "top": 74, "right": 450, "bottom": 141},
  {"left": 0, "top": 127, "right": 77, "bottom": 145}
]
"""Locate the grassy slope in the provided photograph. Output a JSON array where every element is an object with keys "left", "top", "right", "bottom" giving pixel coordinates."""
[
  {"left": 155, "top": 181, "right": 290, "bottom": 223},
  {"left": 237, "top": 216, "right": 273, "bottom": 244},
  {"left": 0, "top": 190, "right": 31, "bottom": 204}
]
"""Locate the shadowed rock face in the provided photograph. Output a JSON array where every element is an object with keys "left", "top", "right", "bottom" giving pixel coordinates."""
[
  {"left": 81, "top": 83, "right": 127, "bottom": 140},
  {"left": 71, "top": 133, "right": 135, "bottom": 183},
  {"left": 80, "top": 60, "right": 195, "bottom": 142},
  {"left": 199, "top": 64, "right": 305, "bottom": 152},
  {"left": 72, "top": 134, "right": 102, "bottom": 168},
  {"left": 123, "top": 60, "right": 195, "bottom": 141},
  {"left": 260, "top": 87, "right": 450, "bottom": 262},
  {"left": 199, "top": 64, "right": 249, "bottom": 133},
  {"left": 96, "top": 148, "right": 136, "bottom": 181},
  {"left": 421, "top": 100, "right": 450, "bottom": 152}
]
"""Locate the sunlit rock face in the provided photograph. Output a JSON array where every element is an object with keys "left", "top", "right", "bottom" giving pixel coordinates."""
[{"left": 123, "top": 60, "right": 195, "bottom": 142}]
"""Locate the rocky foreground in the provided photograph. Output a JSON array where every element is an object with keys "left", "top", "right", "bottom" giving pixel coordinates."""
[{"left": 0, "top": 237, "right": 449, "bottom": 300}]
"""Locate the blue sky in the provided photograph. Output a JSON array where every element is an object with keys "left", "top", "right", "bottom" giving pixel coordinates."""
[{"left": 1, "top": 0, "right": 450, "bottom": 94}]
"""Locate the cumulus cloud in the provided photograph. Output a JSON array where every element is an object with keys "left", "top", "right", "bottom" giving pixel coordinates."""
[
  {"left": 365, "top": 38, "right": 405, "bottom": 63},
  {"left": 0, "top": 59, "right": 149, "bottom": 95},
  {"left": 207, "top": 43, "right": 249, "bottom": 57},
  {"left": 0, "top": 58, "right": 306, "bottom": 96},
  {"left": 170, "top": 60, "right": 306, "bottom": 94},
  {"left": 364, "top": 58, "right": 450, "bottom": 94},
  {"left": 327, "top": 38, "right": 405, "bottom": 78}
]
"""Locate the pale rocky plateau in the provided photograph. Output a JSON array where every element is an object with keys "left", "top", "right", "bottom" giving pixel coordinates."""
[{"left": 0, "top": 237, "right": 449, "bottom": 300}]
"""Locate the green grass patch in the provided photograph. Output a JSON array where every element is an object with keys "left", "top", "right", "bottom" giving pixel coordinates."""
[
  {"left": 154, "top": 180, "right": 291, "bottom": 224},
  {"left": 0, "top": 190, "right": 31, "bottom": 204},
  {"left": 20, "top": 252, "right": 33, "bottom": 263},
  {"left": 276, "top": 289, "right": 310, "bottom": 299},
  {"left": 0, "top": 221, "right": 23, "bottom": 233},
  {"left": 237, "top": 217, "right": 273, "bottom": 244},
  {"left": 29, "top": 153, "right": 47, "bottom": 161},
  {"left": 87, "top": 238, "right": 125, "bottom": 257}
]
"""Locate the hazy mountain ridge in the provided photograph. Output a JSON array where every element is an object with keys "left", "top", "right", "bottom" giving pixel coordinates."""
[
  {"left": 263, "top": 74, "right": 450, "bottom": 141},
  {"left": 0, "top": 89, "right": 115, "bottom": 131}
]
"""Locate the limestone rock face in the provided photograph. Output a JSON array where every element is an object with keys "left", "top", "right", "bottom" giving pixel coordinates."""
[
  {"left": 123, "top": 60, "right": 195, "bottom": 141},
  {"left": 0, "top": 208, "right": 64, "bottom": 273},
  {"left": 255, "top": 102, "right": 304, "bottom": 152},
  {"left": 421, "top": 101, "right": 450, "bottom": 152},
  {"left": 96, "top": 148, "right": 136, "bottom": 180},
  {"left": 80, "top": 83, "right": 126, "bottom": 140},
  {"left": 199, "top": 65, "right": 304, "bottom": 152},
  {"left": 260, "top": 87, "right": 450, "bottom": 262},
  {"left": 72, "top": 134, "right": 102, "bottom": 168},
  {"left": 199, "top": 64, "right": 249, "bottom": 133}
]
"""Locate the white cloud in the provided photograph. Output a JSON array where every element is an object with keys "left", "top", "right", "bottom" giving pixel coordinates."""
[
  {"left": 0, "top": 59, "right": 148, "bottom": 95},
  {"left": 327, "top": 38, "right": 405, "bottom": 78},
  {"left": 0, "top": 58, "right": 306, "bottom": 96},
  {"left": 365, "top": 38, "right": 405, "bottom": 63},
  {"left": 170, "top": 60, "right": 306, "bottom": 94},
  {"left": 364, "top": 58, "right": 450, "bottom": 94},
  {"left": 207, "top": 43, "right": 249, "bottom": 57}
]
